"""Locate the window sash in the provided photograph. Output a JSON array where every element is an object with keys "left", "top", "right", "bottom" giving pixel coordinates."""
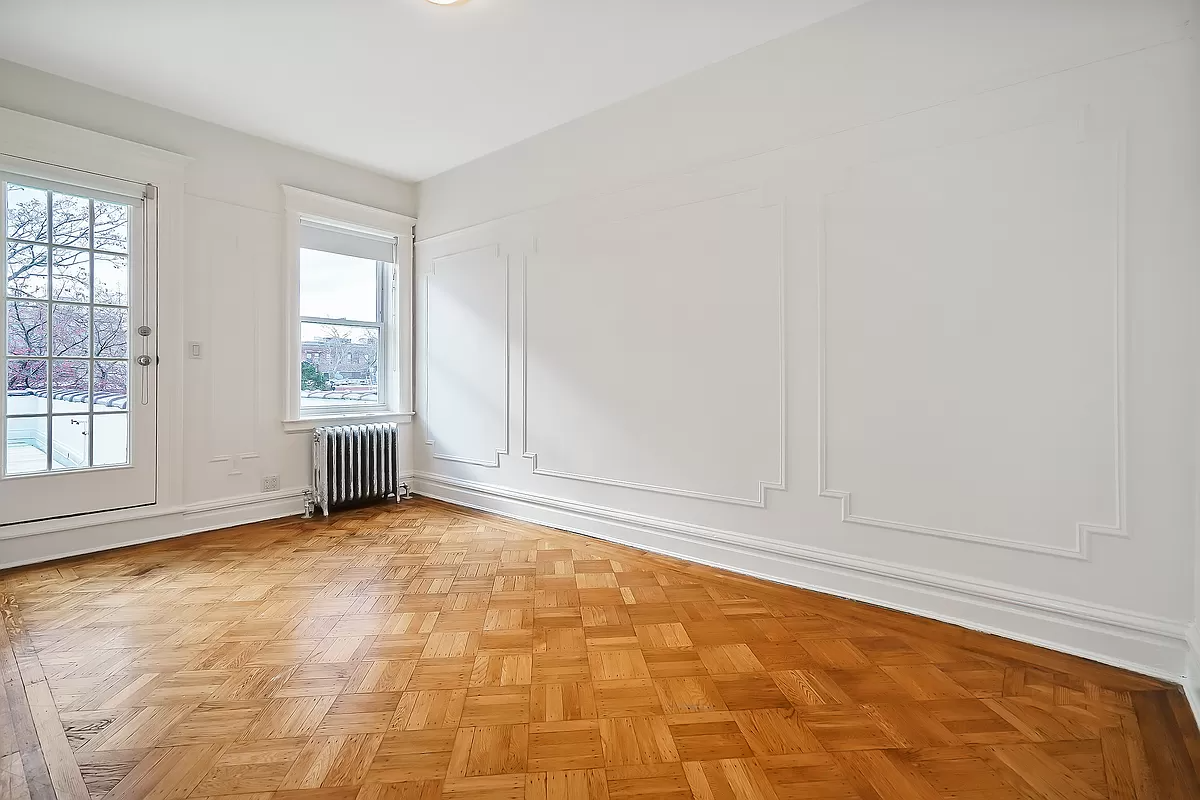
[
  {"left": 298, "top": 256, "right": 390, "bottom": 416},
  {"left": 297, "top": 253, "right": 384, "bottom": 327}
]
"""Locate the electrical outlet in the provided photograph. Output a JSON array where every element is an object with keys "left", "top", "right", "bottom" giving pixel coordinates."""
[{"left": 261, "top": 475, "right": 280, "bottom": 493}]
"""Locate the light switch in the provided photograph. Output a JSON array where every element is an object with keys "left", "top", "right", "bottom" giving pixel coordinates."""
[{"left": 188, "top": 342, "right": 202, "bottom": 359}]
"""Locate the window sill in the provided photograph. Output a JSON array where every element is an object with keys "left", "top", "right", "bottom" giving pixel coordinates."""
[{"left": 283, "top": 411, "right": 414, "bottom": 434}]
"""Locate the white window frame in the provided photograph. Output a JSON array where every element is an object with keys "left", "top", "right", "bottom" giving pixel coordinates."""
[{"left": 282, "top": 186, "right": 414, "bottom": 432}]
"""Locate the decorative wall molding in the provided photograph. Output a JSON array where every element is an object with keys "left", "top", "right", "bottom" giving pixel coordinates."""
[
  {"left": 521, "top": 189, "right": 788, "bottom": 507},
  {"left": 413, "top": 471, "right": 1188, "bottom": 682},
  {"left": 209, "top": 452, "right": 261, "bottom": 477},
  {"left": 422, "top": 243, "right": 510, "bottom": 467},
  {"left": 816, "top": 126, "right": 1129, "bottom": 560},
  {"left": 192, "top": 197, "right": 264, "bottom": 476}
]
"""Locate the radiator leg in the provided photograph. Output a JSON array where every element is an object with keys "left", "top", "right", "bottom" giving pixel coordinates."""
[{"left": 397, "top": 482, "right": 410, "bottom": 502}]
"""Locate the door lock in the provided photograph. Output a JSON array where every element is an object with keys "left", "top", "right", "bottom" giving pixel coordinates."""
[{"left": 136, "top": 355, "right": 152, "bottom": 367}]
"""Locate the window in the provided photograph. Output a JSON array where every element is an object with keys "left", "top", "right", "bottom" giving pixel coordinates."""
[
  {"left": 284, "top": 187, "right": 414, "bottom": 429},
  {"left": 4, "top": 177, "right": 134, "bottom": 474}
]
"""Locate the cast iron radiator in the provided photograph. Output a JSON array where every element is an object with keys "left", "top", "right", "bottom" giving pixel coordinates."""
[{"left": 311, "top": 423, "right": 408, "bottom": 516}]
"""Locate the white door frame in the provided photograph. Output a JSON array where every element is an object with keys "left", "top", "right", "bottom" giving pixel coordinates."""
[{"left": 0, "top": 106, "right": 188, "bottom": 536}]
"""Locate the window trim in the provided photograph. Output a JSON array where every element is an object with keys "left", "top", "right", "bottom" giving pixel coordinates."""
[{"left": 282, "top": 186, "right": 414, "bottom": 431}]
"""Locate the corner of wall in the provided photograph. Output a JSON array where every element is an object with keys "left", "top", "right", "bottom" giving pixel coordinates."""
[{"left": 1184, "top": 623, "right": 1200, "bottom": 720}]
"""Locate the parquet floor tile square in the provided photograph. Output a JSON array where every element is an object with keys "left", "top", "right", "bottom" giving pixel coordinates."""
[
  {"left": 441, "top": 773, "right": 525, "bottom": 800},
  {"left": 697, "top": 644, "right": 765, "bottom": 674},
  {"left": 348, "top": 659, "right": 416, "bottom": 694},
  {"left": 794, "top": 704, "right": 908, "bottom": 752},
  {"left": 459, "top": 685, "right": 530, "bottom": 726},
  {"left": 448, "top": 723, "right": 528, "bottom": 777},
  {"left": 710, "top": 673, "right": 792, "bottom": 711},
  {"left": 530, "top": 681, "right": 597, "bottom": 722},
  {"left": 191, "top": 737, "right": 308, "bottom": 795},
  {"left": 731, "top": 708, "right": 824, "bottom": 756},
  {"left": 593, "top": 679, "right": 664, "bottom": 718},
  {"left": 159, "top": 700, "right": 264, "bottom": 745},
  {"left": 757, "top": 752, "right": 860, "bottom": 800},
  {"left": 666, "top": 711, "right": 754, "bottom": 761},
  {"left": 822, "top": 666, "right": 915, "bottom": 704},
  {"left": 527, "top": 720, "right": 605, "bottom": 771},
  {"left": 598, "top": 716, "right": 679, "bottom": 766},
  {"left": 393, "top": 688, "right": 467, "bottom": 730},
  {"left": 588, "top": 651, "right": 650, "bottom": 681},
  {"left": 278, "top": 733, "right": 385, "bottom": 789},
  {"left": 770, "top": 669, "right": 854, "bottom": 707},
  {"left": 406, "top": 659, "right": 474, "bottom": 691},
  {"left": 634, "top": 623, "right": 692, "bottom": 649},
  {"left": 625, "top": 603, "right": 679, "bottom": 626},
  {"left": 2, "top": 497, "right": 1197, "bottom": 799},
  {"left": 524, "top": 768, "right": 609, "bottom": 800},
  {"left": 314, "top": 691, "right": 403, "bottom": 735},
  {"left": 654, "top": 676, "right": 728, "bottom": 714},
  {"left": 747, "top": 641, "right": 816, "bottom": 672},
  {"left": 365, "top": 729, "right": 457, "bottom": 782},
  {"left": 532, "top": 653, "right": 590, "bottom": 684},
  {"left": 682, "top": 758, "right": 780, "bottom": 800}
]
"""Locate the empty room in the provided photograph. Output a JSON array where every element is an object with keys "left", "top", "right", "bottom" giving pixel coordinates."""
[{"left": 1, "top": 1, "right": 1198, "bottom": 797}]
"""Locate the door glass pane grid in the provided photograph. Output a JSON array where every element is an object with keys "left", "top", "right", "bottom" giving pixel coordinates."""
[{"left": 4, "top": 180, "right": 131, "bottom": 476}]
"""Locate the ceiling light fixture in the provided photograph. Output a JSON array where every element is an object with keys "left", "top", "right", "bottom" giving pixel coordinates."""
[{"left": 426, "top": 0, "right": 461, "bottom": 4}]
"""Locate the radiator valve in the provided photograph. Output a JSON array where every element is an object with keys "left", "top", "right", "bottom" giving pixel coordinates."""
[{"left": 302, "top": 489, "right": 315, "bottom": 519}]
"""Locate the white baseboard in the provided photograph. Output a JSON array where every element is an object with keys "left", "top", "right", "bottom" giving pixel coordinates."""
[
  {"left": 0, "top": 488, "right": 307, "bottom": 571},
  {"left": 1184, "top": 624, "right": 1200, "bottom": 720},
  {"left": 414, "top": 471, "right": 1189, "bottom": 683}
]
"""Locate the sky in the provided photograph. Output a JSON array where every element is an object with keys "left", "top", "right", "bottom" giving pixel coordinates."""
[{"left": 299, "top": 249, "right": 379, "bottom": 323}]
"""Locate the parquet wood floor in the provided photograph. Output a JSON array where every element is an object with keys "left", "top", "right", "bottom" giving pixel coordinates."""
[{"left": 2, "top": 497, "right": 1199, "bottom": 800}]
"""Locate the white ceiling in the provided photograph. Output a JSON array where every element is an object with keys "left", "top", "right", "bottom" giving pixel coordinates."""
[{"left": 0, "top": 0, "right": 867, "bottom": 181}]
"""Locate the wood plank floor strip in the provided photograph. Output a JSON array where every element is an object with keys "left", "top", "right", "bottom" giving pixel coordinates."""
[
  {"left": 1131, "top": 690, "right": 1200, "bottom": 800},
  {"left": 0, "top": 602, "right": 55, "bottom": 800},
  {"left": 0, "top": 496, "right": 1197, "bottom": 799}
]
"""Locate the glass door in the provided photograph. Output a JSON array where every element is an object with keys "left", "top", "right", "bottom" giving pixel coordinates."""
[{"left": 1, "top": 171, "right": 157, "bottom": 526}]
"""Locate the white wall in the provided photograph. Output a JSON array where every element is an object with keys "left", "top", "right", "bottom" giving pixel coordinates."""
[
  {"left": 0, "top": 58, "right": 416, "bottom": 565},
  {"left": 415, "top": 0, "right": 1200, "bottom": 679}
]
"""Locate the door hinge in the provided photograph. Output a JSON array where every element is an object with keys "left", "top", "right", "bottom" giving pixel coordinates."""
[{"left": 144, "top": 183, "right": 158, "bottom": 201}]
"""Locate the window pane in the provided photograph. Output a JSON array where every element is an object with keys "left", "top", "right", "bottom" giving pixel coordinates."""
[
  {"left": 93, "top": 360, "right": 128, "bottom": 411},
  {"left": 52, "top": 248, "right": 90, "bottom": 302},
  {"left": 51, "top": 304, "right": 90, "bottom": 357},
  {"left": 7, "top": 359, "right": 47, "bottom": 415},
  {"left": 53, "top": 193, "right": 91, "bottom": 247},
  {"left": 6, "top": 242, "right": 48, "bottom": 299},
  {"left": 94, "top": 201, "right": 128, "bottom": 253},
  {"left": 6, "top": 417, "right": 48, "bottom": 475},
  {"left": 6, "top": 301, "right": 48, "bottom": 356},
  {"left": 299, "top": 321, "right": 379, "bottom": 408},
  {"left": 6, "top": 184, "right": 48, "bottom": 243},
  {"left": 299, "top": 249, "right": 379, "bottom": 322},
  {"left": 94, "top": 252, "right": 128, "bottom": 306},
  {"left": 93, "top": 306, "right": 129, "bottom": 358},
  {"left": 93, "top": 413, "right": 129, "bottom": 466},
  {"left": 51, "top": 360, "right": 89, "bottom": 413},
  {"left": 3, "top": 181, "right": 136, "bottom": 478},
  {"left": 52, "top": 415, "right": 90, "bottom": 470}
]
